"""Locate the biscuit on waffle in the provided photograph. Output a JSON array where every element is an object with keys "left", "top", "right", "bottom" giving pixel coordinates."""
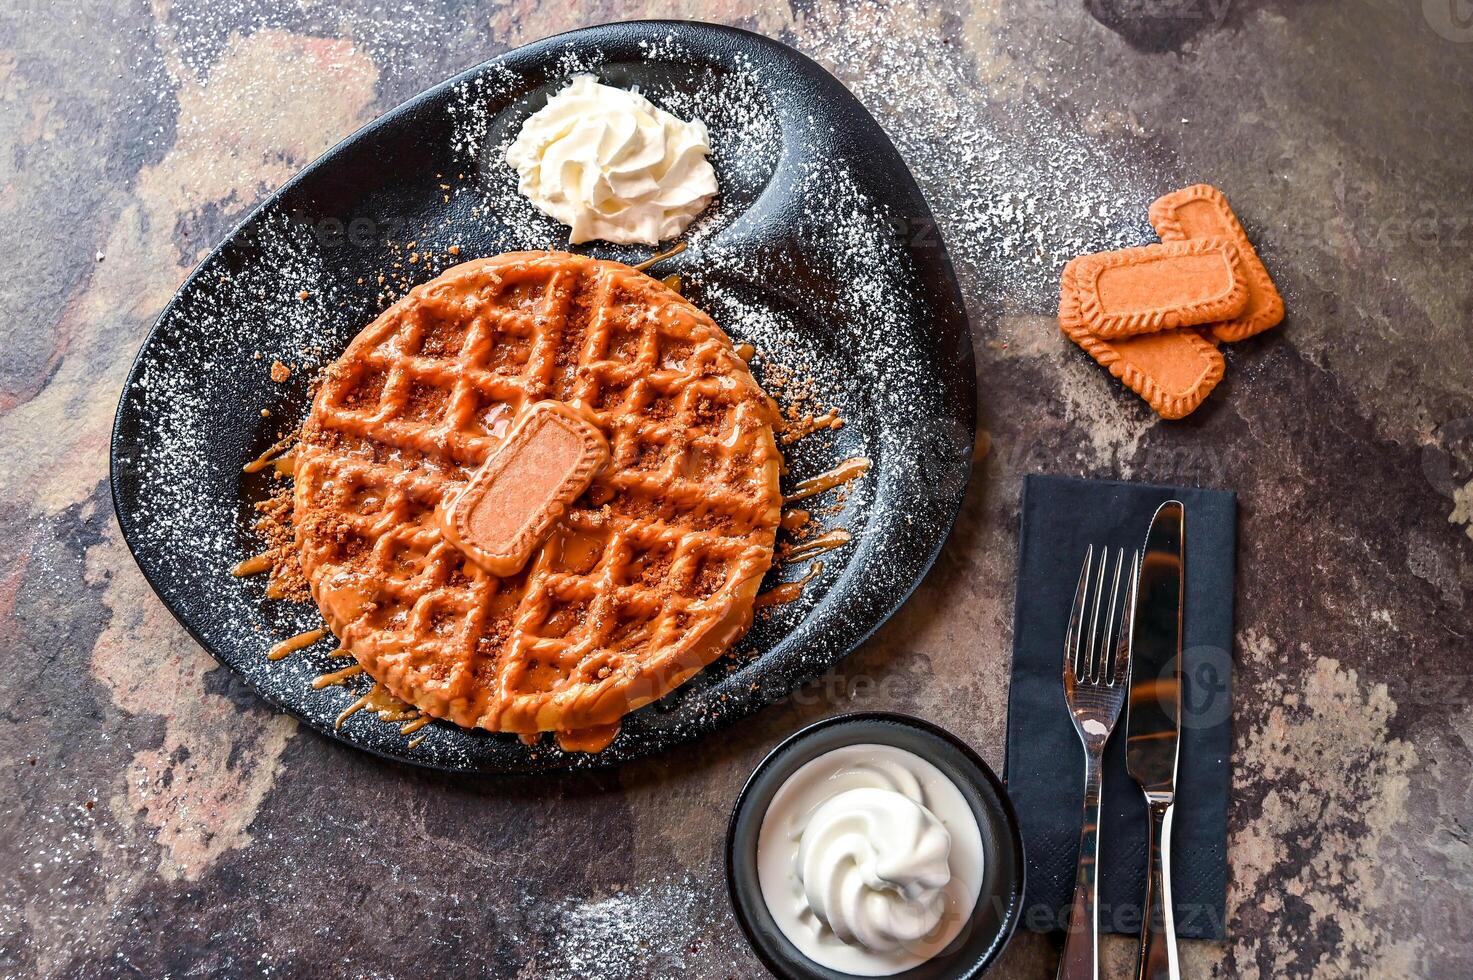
[{"left": 292, "top": 251, "right": 783, "bottom": 750}]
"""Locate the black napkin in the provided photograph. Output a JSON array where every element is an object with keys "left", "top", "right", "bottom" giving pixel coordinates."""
[{"left": 1004, "top": 474, "right": 1234, "bottom": 941}]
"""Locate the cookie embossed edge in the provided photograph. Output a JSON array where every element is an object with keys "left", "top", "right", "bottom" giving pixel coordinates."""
[
  {"left": 1149, "top": 183, "right": 1285, "bottom": 342},
  {"left": 1059, "top": 263, "right": 1226, "bottom": 420},
  {"left": 1071, "top": 238, "right": 1249, "bottom": 339},
  {"left": 444, "top": 400, "right": 610, "bottom": 576}
]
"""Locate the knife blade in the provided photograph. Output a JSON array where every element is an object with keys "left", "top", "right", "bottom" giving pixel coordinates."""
[
  {"left": 1127, "top": 500, "right": 1184, "bottom": 793},
  {"left": 1126, "top": 499, "right": 1184, "bottom": 980}
]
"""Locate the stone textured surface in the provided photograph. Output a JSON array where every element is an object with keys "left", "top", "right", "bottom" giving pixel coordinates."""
[{"left": 3, "top": 1, "right": 1472, "bottom": 977}]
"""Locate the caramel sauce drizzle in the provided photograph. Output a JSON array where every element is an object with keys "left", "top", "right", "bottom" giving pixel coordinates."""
[
  {"left": 242, "top": 433, "right": 296, "bottom": 474},
  {"left": 780, "top": 528, "right": 852, "bottom": 564},
  {"left": 335, "top": 686, "right": 375, "bottom": 729},
  {"left": 312, "top": 663, "right": 363, "bottom": 689},
  {"left": 756, "top": 562, "right": 823, "bottom": 608},
  {"left": 783, "top": 456, "right": 871, "bottom": 504},
  {"left": 780, "top": 408, "right": 843, "bottom": 446},
  {"left": 267, "top": 627, "right": 327, "bottom": 661},
  {"left": 316, "top": 661, "right": 430, "bottom": 737},
  {"left": 780, "top": 508, "right": 810, "bottom": 533},
  {"left": 632, "top": 241, "right": 687, "bottom": 272},
  {"left": 335, "top": 680, "right": 422, "bottom": 730},
  {"left": 555, "top": 723, "right": 620, "bottom": 753},
  {"left": 231, "top": 551, "right": 275, "bottom": 577},
  {"left": 263, "top": 577, "right": 294, "bottom": 601}
]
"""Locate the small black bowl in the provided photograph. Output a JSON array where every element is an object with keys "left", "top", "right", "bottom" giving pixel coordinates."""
[{"left": 726, "top": 713, "right": 1025, "bottom": 980}]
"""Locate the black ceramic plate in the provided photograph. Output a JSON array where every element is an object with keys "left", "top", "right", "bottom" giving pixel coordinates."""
[
  {"left": 110, "top": 21, "right": 976, "bottom": 773},
  {"left": 726, "top": 714, "right": 1024, "bottom": 979}
]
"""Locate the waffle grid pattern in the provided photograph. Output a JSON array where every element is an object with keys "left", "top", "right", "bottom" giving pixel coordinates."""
[{"left": 293, "top": 252, "right": 782, "bottom": 737}]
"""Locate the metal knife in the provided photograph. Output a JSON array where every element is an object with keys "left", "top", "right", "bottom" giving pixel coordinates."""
[{"left": 1125, "top": 500, "right": 1185, "bottom": 980}]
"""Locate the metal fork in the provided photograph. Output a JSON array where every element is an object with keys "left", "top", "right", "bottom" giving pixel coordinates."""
[{"left": 1056, "top": 546, "right": 1139, "bottom": 980}]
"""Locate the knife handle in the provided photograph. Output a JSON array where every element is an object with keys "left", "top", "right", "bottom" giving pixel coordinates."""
[{"left": 1136, "top": 798, "right": 1180, "bottom": 980}]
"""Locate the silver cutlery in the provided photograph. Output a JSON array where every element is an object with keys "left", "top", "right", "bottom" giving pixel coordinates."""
[
  {"left": 1057, "top": 545, "right": 1139, "bottom": 980},
  {"left": 1126, "top": 500, "right": 1186, "bottom": 980}
]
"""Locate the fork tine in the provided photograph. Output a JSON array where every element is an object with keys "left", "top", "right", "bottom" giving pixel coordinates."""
[
  {"left": 1096, "top": 548, "right": 1125, "bottom": 683},
  {"left": 1085, "top": 548, "right": 1110, "bottom": 682},
  {"left": 1065, "top": 544, "right": 1094, "bottom": 681},
  {"left": 1109, "top": 549, "right": 1140, "bottom": 686}
]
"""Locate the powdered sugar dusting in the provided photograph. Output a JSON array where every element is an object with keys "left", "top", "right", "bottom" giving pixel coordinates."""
[
  {"left": 534, "top": 873, "right": 749, "bottom": 979},
  {"left": 798, "top": 1, "right": 1165, "bottom": 310},
  {"left": 121, "top": 209, "right": 341, "bottom": 592}
]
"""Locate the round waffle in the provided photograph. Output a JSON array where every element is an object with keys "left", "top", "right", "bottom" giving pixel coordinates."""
[{"left": 292, "top": 251, "right": 783, "bottom": 747}]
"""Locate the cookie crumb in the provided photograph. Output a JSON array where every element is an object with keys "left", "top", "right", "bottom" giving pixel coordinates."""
[{"left": 270, "top": 361, "right": 291, "bottom": 383}]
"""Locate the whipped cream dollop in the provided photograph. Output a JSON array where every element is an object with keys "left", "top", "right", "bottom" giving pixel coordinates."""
[
  {"left": 757, "top": 744, "right": 984, "bottom": 976},
  {"left": 796, "top": 787, "right": 952, "bottom": 951},
  {"left": 506, "top": 75, "right": 718, "bottom": 245}
]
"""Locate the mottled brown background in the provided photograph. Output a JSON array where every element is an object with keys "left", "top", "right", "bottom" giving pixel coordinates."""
[{"left": 3, "top": 0, "right": 1472, "bottom": 977}]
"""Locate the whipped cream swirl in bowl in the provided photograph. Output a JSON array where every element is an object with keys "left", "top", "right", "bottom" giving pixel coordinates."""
[
  {"left": 797, "top": 783, "right": 954, "bottom": 953},
  {"left": 506, "top": 74, "right": 718, "bottom": 245},
  {"left": 728, "top": 714, "right": 1024, "bottom": 979},
  {"left": 755, "top": 742, "right": 986, "bottom": 976}
]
